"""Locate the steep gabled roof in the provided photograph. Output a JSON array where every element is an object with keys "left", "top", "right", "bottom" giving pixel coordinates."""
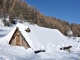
[{"left": 5, "top": 23, "right": 68, "bottom": 51}]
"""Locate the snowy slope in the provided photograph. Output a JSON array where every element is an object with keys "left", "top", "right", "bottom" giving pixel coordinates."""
[
  {"left": 0, "top": 22, "right": 80, "bottom": 60},
  {"left": 0, "top": 26, "right": 12, "bottom": 38},
  {"left": 0, "top": 18, "right": 4, "bottom": 26}
]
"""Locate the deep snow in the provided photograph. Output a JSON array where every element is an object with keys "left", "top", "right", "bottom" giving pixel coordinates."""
[{"left": 0, "top": 21, "right": 80, "bottom": 60}]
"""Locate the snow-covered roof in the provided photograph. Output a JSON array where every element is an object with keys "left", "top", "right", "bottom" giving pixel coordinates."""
[{"left": 5, "top": 23, "right": 70, "bottom": 50}]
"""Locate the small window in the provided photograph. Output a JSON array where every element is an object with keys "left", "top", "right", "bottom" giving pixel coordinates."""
[{"left": 25, "top": 27, "right": 31, "bottom": 32}]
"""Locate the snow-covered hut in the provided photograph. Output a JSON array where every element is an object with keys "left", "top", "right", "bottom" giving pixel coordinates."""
[{"left": 5, "top": 23, "right": 68, "bottom": 51}]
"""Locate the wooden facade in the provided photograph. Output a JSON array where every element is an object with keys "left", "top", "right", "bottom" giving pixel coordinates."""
[{"left": 9, "top": 27, "right": 30, "bottom": 49}]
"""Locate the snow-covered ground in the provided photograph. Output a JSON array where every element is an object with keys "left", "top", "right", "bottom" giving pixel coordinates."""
[{"left": 0, "top": 21, "right": 80, "bottom": 60}]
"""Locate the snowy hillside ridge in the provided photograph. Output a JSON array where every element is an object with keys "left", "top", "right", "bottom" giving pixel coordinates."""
[{"left": 0, "top": 22, "right": 80, "bottom": 60}]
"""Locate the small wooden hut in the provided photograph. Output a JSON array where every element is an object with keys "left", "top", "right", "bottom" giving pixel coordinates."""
[{"left": 9, "top": 27, "right": 30, "bottom": 49}]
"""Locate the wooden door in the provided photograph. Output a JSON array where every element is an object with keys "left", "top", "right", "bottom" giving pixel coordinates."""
[{"left": 16, "top": 32, "right": 20, "bottom": 46}]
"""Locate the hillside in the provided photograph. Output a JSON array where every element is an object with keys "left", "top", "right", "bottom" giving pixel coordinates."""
[
  {"left": 0, "top": 0, "right": 80, "bottom": 36},
  {"left": 0, "top": 22, "right": 80, "bottom": 60}
]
